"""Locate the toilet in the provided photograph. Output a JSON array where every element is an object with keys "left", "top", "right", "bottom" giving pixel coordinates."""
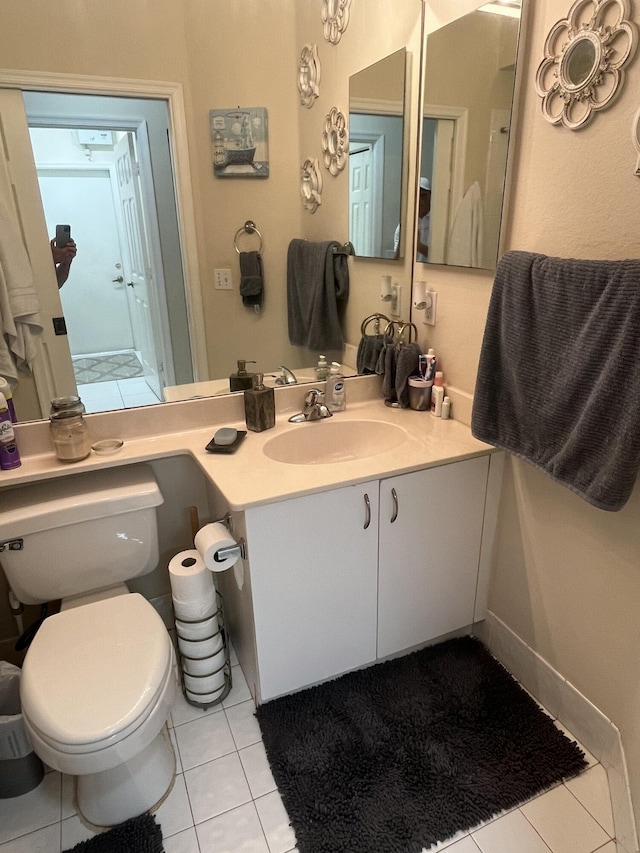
[{"left": 0, "top": 465, "right": 177, "bottom": 827}]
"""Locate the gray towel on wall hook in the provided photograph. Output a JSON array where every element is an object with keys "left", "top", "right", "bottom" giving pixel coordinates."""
[{"left": 239, "top": 251, "right": 264, "bottom": 311}]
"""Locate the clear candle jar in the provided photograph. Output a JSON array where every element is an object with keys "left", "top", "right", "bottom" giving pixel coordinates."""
[
  {"left": 50, "top": 395, "right": 86, "bottom": 418},
  {"left": 49, "top": 411, "right": 91, "bottom": 462}
]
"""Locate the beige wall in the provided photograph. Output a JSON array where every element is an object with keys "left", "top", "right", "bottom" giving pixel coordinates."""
[{"left": 422, "top": 0, "right": 640, "bottom": 831}]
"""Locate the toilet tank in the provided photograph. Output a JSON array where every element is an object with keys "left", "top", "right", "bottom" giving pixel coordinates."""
[{"left": 0, "top": 465, "right": 164, "bottom": 605}]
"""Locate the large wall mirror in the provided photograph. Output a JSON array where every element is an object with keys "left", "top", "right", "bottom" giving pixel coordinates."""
[
  {"left": 348, "top": 49, "right": 407, "bottom": 260},
  {"left": 0, "top": 0, "right": 420, "bottom": 423},
  {"left": 418, "top": 2, "right": 522, "bottom": 270}
]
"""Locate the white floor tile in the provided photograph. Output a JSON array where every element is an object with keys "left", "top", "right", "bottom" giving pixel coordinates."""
[
  {"left": 195, "top": 802, "right": 269, "bottom": 853},
  {"left": 153, "top": 773, "right": 194, "bottom": 838},
  {"left": 163, "top": 826, "right": 201, "bottom": 853},
  {"left": 438, "top": 838, "right": 481, "bottom": 852},
  {"left": 520, "top": 784, "right": 610, "bottom": 853},
  {"left": 84, "top": 397, "right": 125, "bottom": 413},
  {"left": 472, "top": 809, "right": 552, "bottom": 852},
  {"left": 122, "top": 392, "right": 162, "bottom": 408},
  {"left": 184, "top": 751, "right": 252, "bottom": 825},
  {"left": 0, "top": 770, "right": 61, "bottom": 844},
  {"left": 76, "top": 380, "right": 120, "bottom": 399},
  {"left": 566, "top": 765, "right": 615, "bottom": 837},
  {"left": 117, "top": 377, "right": 154, "bottom": 394},
  {"left": 254, "top": 790, "right": 297, "bottom": 853},
  {"left": 225, "top": 699, "right": 262, "bottom": 750},
  {"left": 60, "top": 815, "right": 98, "bottom": 850},
  {"left": 171, "top": 688, "right": 224, "bottom": 728},
  {"left": 238, "top": 742, "right": 278, "bottom": 799},
  {"left": 174, "top": 707, "right": 236, "bottom": 770},
  {"left": 0, "top": 823, "right": 61, "bottom": 853},
  {"left": 223, "top": 665, "right": 253, "bottom": 708}
]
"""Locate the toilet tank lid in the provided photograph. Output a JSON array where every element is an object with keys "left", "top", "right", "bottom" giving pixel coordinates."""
[{"left": 0, "top": 465, "right": 163, "bottom": 539}]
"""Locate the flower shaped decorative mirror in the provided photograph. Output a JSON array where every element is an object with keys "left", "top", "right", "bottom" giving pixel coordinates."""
[
  {"left": 321, "top": 107, "right": 349, "bottom": 175},
  {"left": 535, "top": 0, "right": 637, "bottom": 130},
  {"left": 298, "top": 44, "right": 321, "bottom": 109},
  {"left": 321, "top": 0, "right": 352, "bottom": 45},
  {"left": 301, "top": 158, "right": 323, "bottom": 212}
]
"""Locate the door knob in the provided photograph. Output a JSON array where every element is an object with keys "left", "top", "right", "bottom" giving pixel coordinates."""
[
  {"left": 126, "top": 281, "right": 134, "bottom": 288},
  {"left": 112, "top": 276, "right": 124, "bottom": 283}
]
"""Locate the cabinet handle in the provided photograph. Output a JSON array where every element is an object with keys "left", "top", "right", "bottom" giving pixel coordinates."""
[
  {"left": 390, "top": 487, "right": 398, "bottom": 523},
  {"left": 363, "top": 493, "right": 371, "bottom": 529}
]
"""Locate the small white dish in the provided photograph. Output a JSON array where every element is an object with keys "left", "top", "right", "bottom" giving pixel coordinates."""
[{"left": 91, "top": 439, "right": 124, "bottom": 455}]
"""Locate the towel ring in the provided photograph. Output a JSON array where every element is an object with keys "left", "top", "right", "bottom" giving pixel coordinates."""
[
  {"left": 398, "top": 322, "right": 418, "bottom": 344},
  {"left": 234, "top": 220, "right": 264, "bottom": 255},
  {"left": 360, "top": 313, "right": 391, "bottom": 337}
]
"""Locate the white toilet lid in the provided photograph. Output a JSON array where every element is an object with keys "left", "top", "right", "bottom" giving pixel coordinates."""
[{"left": 21, "top": 593, "right": 172, "bottom": 748}]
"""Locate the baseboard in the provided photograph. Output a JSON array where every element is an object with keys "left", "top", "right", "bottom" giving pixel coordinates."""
[{"left": 476, "top": 611, "right": 638, "bottom": 853}]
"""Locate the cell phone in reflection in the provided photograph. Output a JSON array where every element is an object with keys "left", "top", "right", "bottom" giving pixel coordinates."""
[{"left": 55, "top": 224, "right": 71, "bottom": 248}]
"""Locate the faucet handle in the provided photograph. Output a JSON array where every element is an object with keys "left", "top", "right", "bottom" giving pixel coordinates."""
[{"left": 304, "top": 388, "right": 323, "bottom": 408}]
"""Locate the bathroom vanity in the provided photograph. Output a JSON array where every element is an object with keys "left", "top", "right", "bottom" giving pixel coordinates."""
[{"left": 2, "top": 378, "right": 500, "bottom": 706}]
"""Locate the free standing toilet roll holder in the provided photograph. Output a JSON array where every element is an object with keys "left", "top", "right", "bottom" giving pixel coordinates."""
[{"left": 177, "top": 512, "right": 246, "bottom": 709}]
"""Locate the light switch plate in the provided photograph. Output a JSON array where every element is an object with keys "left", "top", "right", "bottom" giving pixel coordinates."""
[{"left": 214, "top": 269, "right": 232, "bottom": 290}]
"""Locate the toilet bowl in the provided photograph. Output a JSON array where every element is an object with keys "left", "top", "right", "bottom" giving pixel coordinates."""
[
  {"left": 21, "top": 593, "right": 177, "bottom": 826},
  {"left": 0, "top": 465, "right": 176, "bottom": 827}
]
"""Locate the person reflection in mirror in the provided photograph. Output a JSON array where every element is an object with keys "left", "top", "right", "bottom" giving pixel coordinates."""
[
  {"left": 50, "top": 237, "right": 77, "bottom": 289},
  {"left": 393, "top": 177, "right": 431, "bottom": 262}
]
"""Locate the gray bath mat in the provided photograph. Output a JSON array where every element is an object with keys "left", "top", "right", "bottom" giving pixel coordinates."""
[
  {"left": 256, "top": 635, "right": 587, "bottom": 853},
  {"left": 73, "top": 352, "right": 143, "bottom": 384},
  {"left": 63, "top": 813, "right": 163, "bottom": 852}
]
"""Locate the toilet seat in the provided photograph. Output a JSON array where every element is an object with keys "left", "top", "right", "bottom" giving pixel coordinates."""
[{"left": 21, "top": 593, "right": 173, "bottom": 753}]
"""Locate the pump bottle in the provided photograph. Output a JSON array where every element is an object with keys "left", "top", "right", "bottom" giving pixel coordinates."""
[
  {"left": 430, "top": 371, "right": 445, "bottom": 416},
  {"left": 326, "top": 362, "right": 346, "bottom": 412},
  {"left": 230, "top": 360, "right": 257, "bottom": 392}
]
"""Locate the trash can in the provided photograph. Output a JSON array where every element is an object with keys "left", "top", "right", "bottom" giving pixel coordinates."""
[{"left": 0, "top": 661, "right": 44, "bottom": 798}]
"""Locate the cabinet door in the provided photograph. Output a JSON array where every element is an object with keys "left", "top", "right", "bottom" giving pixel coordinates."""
[
  {"left": 377, "top": 456, "right": 489, "bottom": 659},
  {"left": 245, "top": 481, "right": 379, "bottom": 701}
]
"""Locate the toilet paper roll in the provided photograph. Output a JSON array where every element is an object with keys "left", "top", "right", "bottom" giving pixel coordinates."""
[
  {"left": 169, "top": 550, "right": 217, "bottom": 621},
  {"left": 194, "top": 523, "right": 240, "bottom": 573}
]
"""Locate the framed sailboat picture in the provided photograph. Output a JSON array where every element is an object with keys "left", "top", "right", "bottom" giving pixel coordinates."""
[{"left": 210, "top": 107, "right": 269, "bottom": 177}]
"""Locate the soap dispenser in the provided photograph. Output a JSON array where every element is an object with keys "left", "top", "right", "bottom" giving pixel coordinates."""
[
  {"left": 316, "top": 355, "right": 329, "bottom": 381},
  {"left": 244, "top": 373, "right": 275, "bottom": 432},
  {"left": 230, "top": 360, "right": 257, "bottom": 392},
  {"left": 326, "top": 362, "right": 346, "bottom": 412}
]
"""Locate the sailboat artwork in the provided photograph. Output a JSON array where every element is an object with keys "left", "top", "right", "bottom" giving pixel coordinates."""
[{"left": 210, "top": 107, "right": 269, "bottom": 177}]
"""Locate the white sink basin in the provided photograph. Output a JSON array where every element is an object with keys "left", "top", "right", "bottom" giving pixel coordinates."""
[{"left": 263, "top": 419, "right": 407, "bottom": 465}]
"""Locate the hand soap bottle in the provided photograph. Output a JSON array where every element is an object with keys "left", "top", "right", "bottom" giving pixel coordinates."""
[
  {"left": 316, "top": 355, "right": 329, "bottom": 381},
  {"left": 326, "top": 362, "right": 346, "bottom": 412},
  {"left": 230, "top": 360, "right": 257, "bottom": 392},
  {"left": 244, "top": 374, "right": 275, "bottom": 432}
]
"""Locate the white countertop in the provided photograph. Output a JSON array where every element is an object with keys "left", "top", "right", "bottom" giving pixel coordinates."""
[{"left": 2, "top": 380, "right": 493, "bottom": 510}]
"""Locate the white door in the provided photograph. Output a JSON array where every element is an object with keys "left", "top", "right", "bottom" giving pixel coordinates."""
[
  {"left": 349, "top": 144, "right": 374, "bottom": 256},
  {"left": 114, "top": 133, "right": 163, "bottom": 399},
  {"left": 429, "top": 119, "right": 455, "bottom": 265},
  {"left": 37, "top": 168, "right": 135, "bottom": 356}
]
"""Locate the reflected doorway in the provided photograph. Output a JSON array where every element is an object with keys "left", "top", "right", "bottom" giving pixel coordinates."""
[{"left": 23, "top": 91, "right": 194, "bottom": 413}]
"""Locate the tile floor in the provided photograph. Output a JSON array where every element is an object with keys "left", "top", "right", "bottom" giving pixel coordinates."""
[
  {"left": 0, "top": 648, "right": 620, "bottom": 853},
  {"left": 76, "top": 376, "right": 162, "bottom": 413}
]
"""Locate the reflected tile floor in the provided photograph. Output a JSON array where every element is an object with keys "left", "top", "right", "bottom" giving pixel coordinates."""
[{"left": 0, "top": 650, "right": 618, "bottom": 853}]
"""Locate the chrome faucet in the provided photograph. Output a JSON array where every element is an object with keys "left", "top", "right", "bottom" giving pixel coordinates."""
[
  {"left": 275, "top": 365, "right": 298, "bottom": 385},
  {"left": 288, "top": 388, "right": 333, "bottom": 422}
]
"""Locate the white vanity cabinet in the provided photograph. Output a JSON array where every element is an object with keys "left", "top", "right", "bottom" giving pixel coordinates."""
[
  {"left": 244, "top": 480, "right": 380, "bottom": 701},
  {"left": 377, "top": 455, "right": 490, "bottom": 659}
]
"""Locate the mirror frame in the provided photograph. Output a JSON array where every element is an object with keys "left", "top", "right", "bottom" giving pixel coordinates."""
[{"left": 535, "top": 0, "right": 637, "bottom": 131}]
